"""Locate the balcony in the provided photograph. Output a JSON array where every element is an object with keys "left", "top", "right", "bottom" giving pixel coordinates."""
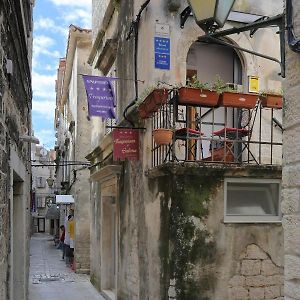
[{"left": 147, "top": 89, "right": 283, "bottom": 168}]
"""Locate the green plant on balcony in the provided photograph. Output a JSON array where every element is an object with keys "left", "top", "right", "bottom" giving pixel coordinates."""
[
  {"left": 214, "top": 75, "right": 258, "bottom": 109},
  {"left": 259, "top": 89, "right": 283, "bottom": 109},
  {"left": 178, "top": 75, "right": 219, "bottom": 107}
]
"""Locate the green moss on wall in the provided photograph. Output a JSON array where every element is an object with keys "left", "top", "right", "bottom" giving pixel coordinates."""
[{"left": 158, "top": 169, "right": 224, "bottom": 300}]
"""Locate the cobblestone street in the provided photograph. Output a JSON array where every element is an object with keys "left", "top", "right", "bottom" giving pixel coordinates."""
[{"left": 29, "top": 234, "right": 104, "bottom": 300}]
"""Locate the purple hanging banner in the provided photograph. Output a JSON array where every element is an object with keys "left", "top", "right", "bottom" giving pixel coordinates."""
[{"left": 82, "top": 75, "right": 117, "bottom": 119}]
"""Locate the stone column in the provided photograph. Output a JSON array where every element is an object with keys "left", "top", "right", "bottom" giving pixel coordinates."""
[{"left": 282, "top": 1, "right": 300, "bottom": 299}]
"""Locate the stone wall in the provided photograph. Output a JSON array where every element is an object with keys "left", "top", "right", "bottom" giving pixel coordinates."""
[
  {"left": 0, "top": 0, "right": 33, "bottom": 299},
  {"left": 228, "top": 244, "right": 283, "bottom": 300},
  {"left": 282, "top": 1, "right": 300, "bottom": 299}
]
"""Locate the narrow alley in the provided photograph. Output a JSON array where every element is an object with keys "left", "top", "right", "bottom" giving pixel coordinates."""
[{"left": 29, "top": 234, "right": 104, "bottom": 300}]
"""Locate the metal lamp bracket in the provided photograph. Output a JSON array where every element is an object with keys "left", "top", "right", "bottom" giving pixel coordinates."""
[{"left": 180, "top": 0, "right": 300, "bottom": 77}]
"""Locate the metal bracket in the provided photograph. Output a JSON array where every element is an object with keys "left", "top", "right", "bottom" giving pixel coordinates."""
[
  {"left": 198, "top": 14, "right": 286, "bottom": 77},
  {"left": 180, "top": 6, "right": 191, "bottom": 29}
]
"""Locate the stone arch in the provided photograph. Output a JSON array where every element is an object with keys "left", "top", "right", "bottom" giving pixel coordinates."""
[{"left": 175, "top": 26, "right": 257, "bottom": 86}]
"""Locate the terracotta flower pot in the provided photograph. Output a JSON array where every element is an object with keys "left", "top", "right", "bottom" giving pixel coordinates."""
[
  {"left": 178, "top": 87, "right": 219, "bottom": 107},
  {"left": 260, "top": 94, "right": 283, "bottom": 109},
  {"left": 138, "top": 89, "right": 169, "bottom": 119},
  {"left": 219, "top": 92, "right": 258, "bottom": 109},
  {"left": 152, "top": 128, "right": 173, "bottom": 146}
]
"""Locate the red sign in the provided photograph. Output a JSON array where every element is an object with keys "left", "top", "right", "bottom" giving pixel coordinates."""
[{"left": 113, "top": 128, "right": 139, "bottom": 161}]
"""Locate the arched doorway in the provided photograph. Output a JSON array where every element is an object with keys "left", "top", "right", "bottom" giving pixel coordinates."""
[
  {"left": 186, "top": 41, "right": 242, "bottom": 85},
  {"left": 185, "top": 41, "right": 243, "bottom": 158}
]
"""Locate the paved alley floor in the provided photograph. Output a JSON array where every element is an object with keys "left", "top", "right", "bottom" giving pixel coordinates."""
[{"left": 29, "top": 233, "right": 104, "bottom": 300}]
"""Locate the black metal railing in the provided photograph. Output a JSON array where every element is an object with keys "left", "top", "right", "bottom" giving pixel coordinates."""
[{"left": 151, "top": 90, "right": 282, "bottom": 168}]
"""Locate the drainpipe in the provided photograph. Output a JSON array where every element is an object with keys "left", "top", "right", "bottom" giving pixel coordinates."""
[{"left": 123, "top": 0, "right": 151, "bottom": 126}]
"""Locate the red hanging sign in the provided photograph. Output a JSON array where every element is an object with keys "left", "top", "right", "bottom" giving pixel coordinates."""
[{"left": 113, "top": 128, "right": 139, "bottom": 161}]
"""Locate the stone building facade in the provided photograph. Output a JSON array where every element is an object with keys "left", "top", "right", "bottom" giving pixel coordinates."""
[
  {"left": 31, "top": 145, "right": 55, "bottom": 234},
  {"left": 0, "top": 0, "right": 34, "bottom": 299},
  {"left": 282, "top": 1, "right": 300, "bottom": 299},
  {"left": 54, "top": 25, "right": 92, "bottom": 274},
  {"left": 87, "top": 0, "right": 284, "bottom": 299}
]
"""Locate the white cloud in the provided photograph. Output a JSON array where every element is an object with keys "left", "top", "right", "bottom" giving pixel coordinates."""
[
  {"left": 35, "top": 129, "right": 55, "bottom": 148},
  {"left": 33, "top": 35, "right": 61, "bottom": 58},
  {"left": 35, "top": 17, "right": 69, "bottom": 37},
  {"left": 61, "top": 9, "right": 91, "bottom": 29},
  {"left": 32, "top": 71, "right": 56, "bottom": 99},
  {"left": 45, "top": 64, "right": 57, "bottom": 71},
  {"left": 32, "top": 100, "right": 56, "bottom": 120},
  {"left": 49, "top": 0, "right": 91, "bottom": 8}
]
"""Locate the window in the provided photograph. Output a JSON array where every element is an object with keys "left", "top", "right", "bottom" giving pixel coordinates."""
[
  {"left": 36, "top": 177, "right": 46, "bottom": 188},
  {"left": 36, "top": 196, "right": 46, "bottom": 208},
  {"left": 224, "top": 178, "right": 281, "bottom": 223}
]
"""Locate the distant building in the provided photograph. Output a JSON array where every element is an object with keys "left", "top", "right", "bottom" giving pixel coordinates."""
[
  {"left": 0, "top": 0, "right": 34, "bottom": 299},
  {"left": 54, "top": 25, "right": 92, "bottom": 274},
  {"left": 31, "top": 144, "right": 56, "bottom": 234}
]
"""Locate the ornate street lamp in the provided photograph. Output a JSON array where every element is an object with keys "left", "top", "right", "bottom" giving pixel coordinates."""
[
  {"left": 187, "top": 0, "right": 235, "bottom": 32},
  {"left": 46, "top": 176, "right": 54, "bottom": 188}
]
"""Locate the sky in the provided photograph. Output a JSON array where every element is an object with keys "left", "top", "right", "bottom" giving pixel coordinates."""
[{"left": 32, "top": 0, "right": 92, "bottom": 149}]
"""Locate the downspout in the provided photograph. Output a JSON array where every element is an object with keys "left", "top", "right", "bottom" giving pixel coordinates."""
[{"left": 123, "top": 0, "right": 151, "bottom": 126}]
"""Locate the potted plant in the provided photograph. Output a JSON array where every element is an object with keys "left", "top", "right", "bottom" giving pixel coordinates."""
[
  {"left": 214, "top": 76, "right": 258, "bottom": 109},
  {"left": 177, "top": 76, "right": 219, "bottom": 107},
  {"left": 138, "top": 87, "right": 169, "bottom": 119},
  {"left": 259, "top": 90, "right": 283, "bottom": 109},
  {"left": 152, "top": 128, "right": 173, "bottom": 146},
  {"left": 152, "top": 103, "right": 174, "bottom": 146}
]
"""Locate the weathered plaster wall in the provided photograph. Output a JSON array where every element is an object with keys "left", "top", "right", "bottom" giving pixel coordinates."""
[
  {"left": 118, "top": 161, "right": 152, "bottom": 300},
  {"left": 282, "top": 1, "right": 300, "bottom": 299},
  {"left": 90, "top": 180, "right": 101, "bottom": 288},
  {"left": 150, "top": 165, "right": 283, "bottom": 300}
]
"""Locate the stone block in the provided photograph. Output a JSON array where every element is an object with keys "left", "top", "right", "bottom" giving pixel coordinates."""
[
  {"left": 228, "top": 287, "right": 248, "bottom": 300},
  {"left": 265, "top": 275, "right": 283, "bottom": 286},
  {"left": 241, "top": 260, "right": 261, "bottom": 276},
  {"left": 281, "top": 188, "right": 300, "bottom": 214},
  {"left": 228, "top": 275, "right": 245, "bottom": 287},
  {"left": 261, "top": 259, "right": 281, "bottom": 276},
  {"left": 242, "top": 244, "right": 268, "bottom": 260},
  {"left": 282, "top": 165, "right": 300, "bottom": 188},
  {"left": 282, "top": 215, "right": 300, "bottom": 230},
  {"left": 249, "top": 287, "right": 264, "bottom": 300},
  {"left": 265, "top": 285, "right": 281, "bottom": 299},
  {"left": 285, "top": 255, "right": 300, "bottom": 281},
  {"left": 283, "top": 126, "right": 300, "bottom": 164},
  {"left": 285, "top": 280, "right": 300, "bottom": 300},
  {"left": 285, "top": 226, "right": 300, "bottom": 256},
  {"left": 245, "top": 275, "right": 267, "bottom": 287}
]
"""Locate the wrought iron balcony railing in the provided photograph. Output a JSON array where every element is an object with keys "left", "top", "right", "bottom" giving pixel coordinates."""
[{"left": 151, "top": 89, "right": 282, "bottom": 168}]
